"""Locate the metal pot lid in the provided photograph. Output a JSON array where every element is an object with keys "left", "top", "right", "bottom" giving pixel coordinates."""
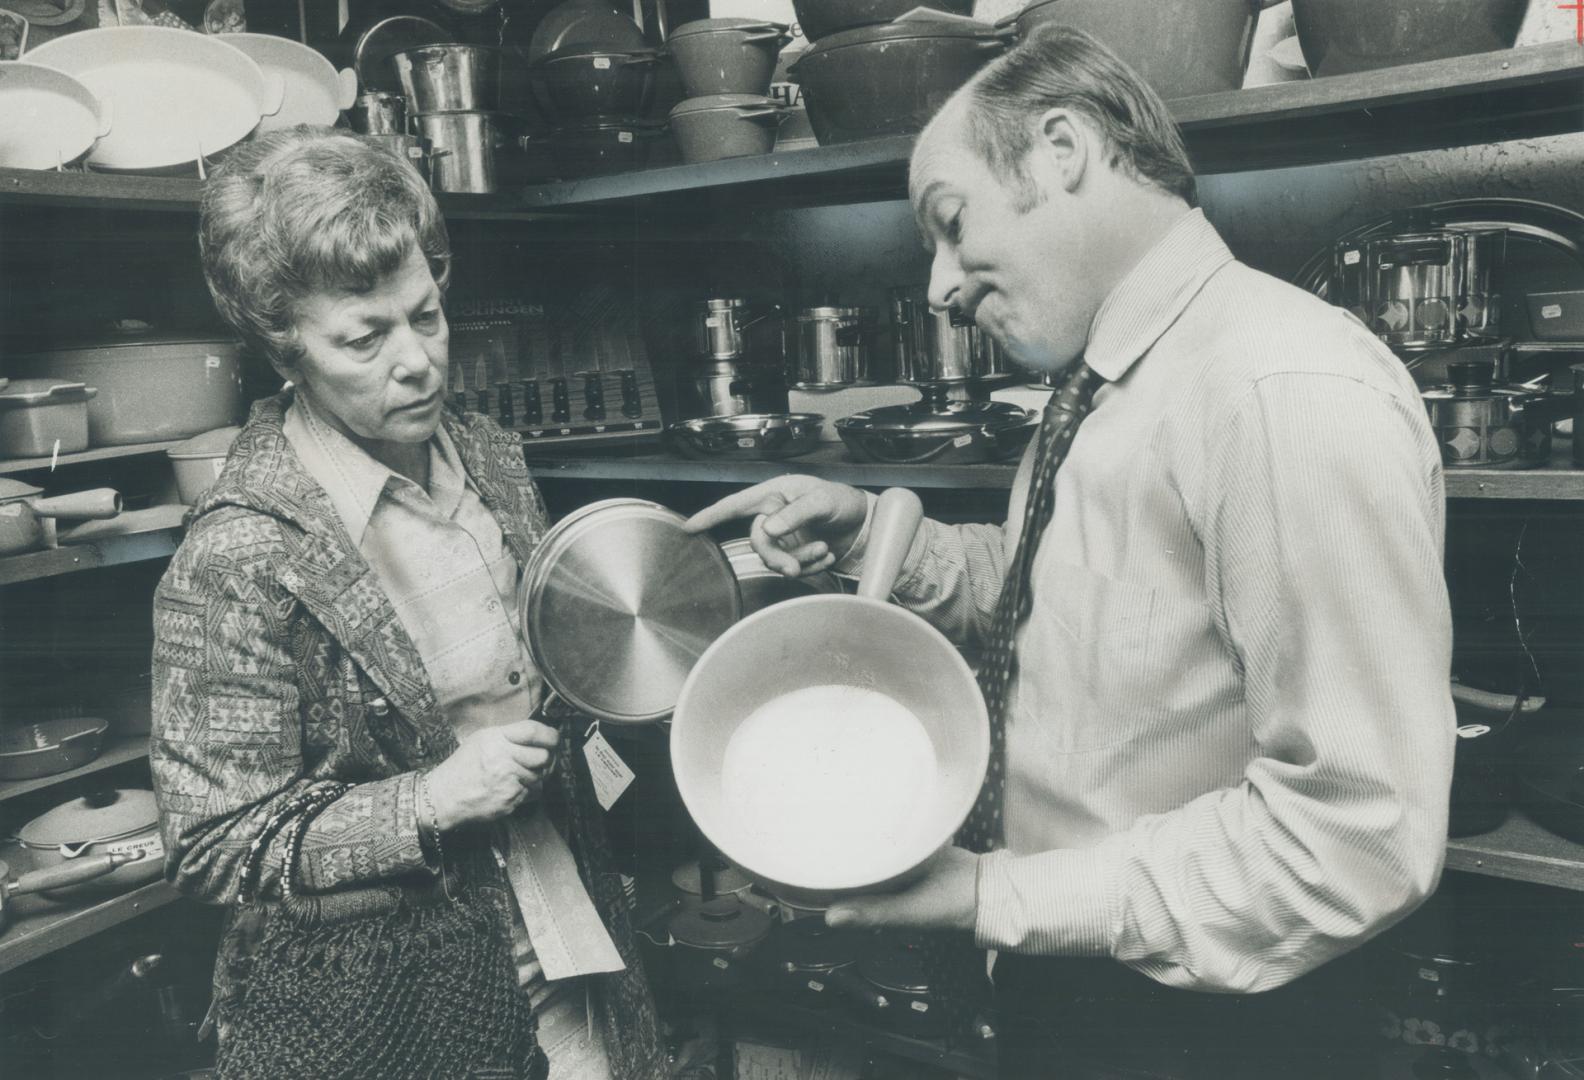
[
  {"left": 670, "top": 17, "right": 789, "bottom": 39},
  {"left": 670, "top": 861, "right": 754, "bottom": 896},
  {"left": 801, "top": 16, "right": 1003, "bottom": 56},
  {"left": 0, "top": 378, "right": 93, "bottom": 406},
  {"left": 667, "top": 895, "right": 772, "bottom": 949},
  {"left": 670, "top": 93, "right": 780, "bottom": 117},
  {"left": 19, "top": 326, "right": 238, "bottom": 353},
  {"left": 532, "top": 44, "right": 660, "bottom": 67},
  {"left": 18, "top": 788, "right": 159, "bottom": 850},
  {"left": 857, "top": 935, "right": 932, "bottom": 993},
  {"left": 777, "top": 916, "right": 862, "bottom": 971},
  {"left": 521, "top": 498, "right": 740, "bottom": 724},
  {"left": 696, "top": 297, "right": 749, "bottom": 312},
  {"left": 838, "top": 399, "right": 1033, "bottom": 436},
  {"left": 552, "top": 119, "right": 667, "bottom": 139},
  {"left": 797, "top": 306, "right": 864, "bottom": 320},
  {"left": 0, "top": 478, "right": 44, "bottom": 503},
  {"left": 1421, "top": 385, "right": 1536, "bottom": 404}
]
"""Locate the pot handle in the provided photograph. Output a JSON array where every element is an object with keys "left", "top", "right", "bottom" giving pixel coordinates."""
[
  {"left": 615, "top": 52, "right": 661, "bottom": 67},
  {"left": 731, "top": 104, "right": 788, "bottom": 125},
  {"left": 824, "top": 964, "right": 891, "bottom": 1013},
  {"left": 5, "top": 851, "right": 136, "bottom": 898},
  {"left": 1511, "top": 391, "right": 1581, "bottom": 426},
  {"left": 739, "top": 23, "right": 792, "bottom": 45},
  {"left": 856, "top": 488, "right": 923, "bottom": 602},
  {"left": 94, "top": 96, "right": 114, "bottom": 139},
  {"left": 1450, "top": 683, "right": 1547, "bottom": 714},
  {"left": 31, "top": 488, "right": 122, "bottom": 522}
]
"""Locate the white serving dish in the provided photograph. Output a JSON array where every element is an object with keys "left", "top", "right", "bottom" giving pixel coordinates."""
[
  {"left": 0, "top": 61, "right": 111, "bottom": 169},
  {"left": 222, "top": 33, "right": 356, "bottom": 131},
  {"left": 25, "top": 26, "right": 284, "bottom": 172}
]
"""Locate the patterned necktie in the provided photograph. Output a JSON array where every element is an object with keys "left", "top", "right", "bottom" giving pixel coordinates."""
[{"left": 959, "top": 360, "right": 1105, "bottom": 853}]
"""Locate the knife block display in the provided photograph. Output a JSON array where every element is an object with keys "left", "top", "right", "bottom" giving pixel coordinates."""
[{"left": 448, "top": 289, "right": 665, "bottom": 448}]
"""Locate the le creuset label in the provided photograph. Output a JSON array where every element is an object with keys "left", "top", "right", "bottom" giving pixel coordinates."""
[
  {"left": 102, "top": 833, "right": 163, "bottom": 861},
  {"left": 583, "top": 728, "right": 635, "bottom": 810},
  {"left": 593, "top": 57, "right": 611, "bottom": 69}
]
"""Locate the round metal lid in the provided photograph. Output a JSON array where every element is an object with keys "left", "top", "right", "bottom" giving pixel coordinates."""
[
  {"left": 522, "top": 499, "right": 740, "bottom": 724},
  {"left": 839, "top": 399, "right": 1032, "bottom": 436},
  {"left": 19, "top": 788, "right": 159, "bottom": 850},
  {"left": 857, "top": 935, "right": 932, "bottom": 994},
  {"left": 669, "top": 93, "right": 779, "bottom": 118},
  {"left": 671, "top": 18, "right": 788, "bottom": 40},
  {"left": 797, "top": 306, "right": 864, "bottom": 320},
  {"left": 777, "top": 916, "right": 862, "bottom": 971},
  {"left": 668, "top": 895, "right": 772, "bottom": 949}
]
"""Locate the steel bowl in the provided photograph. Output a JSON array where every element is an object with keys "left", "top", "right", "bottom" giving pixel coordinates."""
[{"left": 667, "top": 413, "right": 823, "bottom": 461}]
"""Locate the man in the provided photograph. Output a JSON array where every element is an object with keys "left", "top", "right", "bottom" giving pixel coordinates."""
[{"left": 686, "top": 26, "right": 1455, "bottom": 1080}]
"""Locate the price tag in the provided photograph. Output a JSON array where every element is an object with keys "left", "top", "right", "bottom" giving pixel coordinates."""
[
  {"left": 737, "top": 437, "right": 755, "bottom": 448},
  {"left": 952, "top": 433, "right": 974, "bottom": 448},
  {"left": 618, "top": 131, "right": 634, "bottom": 144},
  {"left": 206, "top": 355, "right": 222, "bottom": 368},
  {"left": 1342, "top": 249, "right": 1361, "bottom": 266},
  {"left": 1542, "top": 304, "right": 1563, "bottom": 320},
  {"left": 583, "top": 726, "right": 635, "bottom": 810},
  {"left": 593, "top": 56, "right": 612, "bottom": 69}
]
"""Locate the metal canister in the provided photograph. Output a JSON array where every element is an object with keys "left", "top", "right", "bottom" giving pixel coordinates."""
[
  {"left": 412, "top": 110, "right": 504, "bottom": 193},
  {"left": 1421, "top": 360, "right": 1552, "bottom": 469},
  {"left": 791, "top": 306, "right": 871, "bottom": 389},
  {"left": 888, "top": 285, "right": 1009, "bottom": 383},
  {"left": 349, "top": 91, "right": 408, "bottom": 135},
  {"left": 693, "top": 298, "right": 754, "bottom": 360}
]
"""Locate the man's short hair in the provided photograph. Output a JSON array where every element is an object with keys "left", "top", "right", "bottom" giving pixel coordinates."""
[{"left": 966, "top": 24, "right": 1197, "bottom": 210}]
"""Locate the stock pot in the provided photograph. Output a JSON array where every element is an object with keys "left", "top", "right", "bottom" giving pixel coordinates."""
[
  {"left": 790, "top": 307, "right": 872, "bottom": 388},
  {"left": 889, "top": 287, "right": 1011, "bottom": 383},
  {"left": 1420, "top": 361, "right": 1577, "bottom": 469}
]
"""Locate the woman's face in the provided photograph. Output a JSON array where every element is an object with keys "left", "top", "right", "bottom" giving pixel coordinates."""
[{"left": 289, "top": 246, "right": 449, "bottom": 446}]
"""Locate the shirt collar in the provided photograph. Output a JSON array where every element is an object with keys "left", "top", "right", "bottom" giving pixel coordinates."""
[
  {"left": 284, "top": 391, "right": 463, "bottom": 545},
  {"left": 1083, "top": 208, "right": 1235, "bottom": 383}
]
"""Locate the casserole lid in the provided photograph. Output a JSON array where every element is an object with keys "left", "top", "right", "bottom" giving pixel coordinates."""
[
  {"left": 777, "top": 915, "right": 861, "bottom": 971},
  {"left": 667, "top": 895, "right": 772, "bottom": 949},
  {"left": 669, "top": 93, "right": 780, "bottom": 118},
  {"left": 838, "top": 399, "right": 1032, "bottom": 436},
  {"left": 670, "top": 18, "right": 790, "bottom": 40},
  {"left": 797, "top": 15, "right": 1003, "bottom": 58},
  {"left": 520, "top": 498, "right": 739, "bottom": 724},
  {"left": 19, "top": 788, "right": 159, "bottom": 849},
  {"left": 0, "top": 378, "right": 94, "bottom": 407},
  {"left": 797, "top": 306, "right": 865, "bottom": 320},
  {"left": 532, "top": 43, "right": 660, "bottom": 68}
]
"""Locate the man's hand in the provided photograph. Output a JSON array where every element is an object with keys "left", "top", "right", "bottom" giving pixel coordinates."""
[
  {"left": 424, "top": 719, "right": 561, "bottom": 831},
  {"left": 825, "top": 846, "right": 981, "bottom": 933},
  {"left": 684, "top": 475, "right": 869, "bottom": 578}
]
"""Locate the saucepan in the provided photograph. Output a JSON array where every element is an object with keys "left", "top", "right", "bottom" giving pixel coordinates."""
[
  {"left": 0, "top": 853, "right": 142, "bottom": 933},
  {"left": 671, "top": 488, "right": 989, "bottom": 908},
  {"left": 13, "top": 788, "right": 165, "bottom": 900},
  {"left": 0, "top": 478, "right": 120, "bottom": 557}
]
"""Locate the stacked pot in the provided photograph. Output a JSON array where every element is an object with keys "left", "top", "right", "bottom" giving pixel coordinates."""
[
  {"left": 666, "top": 20, "right": 794, "bottom": 164},
  {"left": 786, "top": 0, "right": 1006, "bottom": 145},
  {"left": 526, "top": 22, "right": 666, "bottom": 178},
  {"left": 390, "top": 43, "right": 508, "bottom": 193}
]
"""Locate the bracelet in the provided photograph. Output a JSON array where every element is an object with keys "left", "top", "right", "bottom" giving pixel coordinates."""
[
  {"left": 416, "top": 771, "right": 454, "bottom": 901},
  {"left": 238, "top": 785, "right": 341, "bottom": 904}
]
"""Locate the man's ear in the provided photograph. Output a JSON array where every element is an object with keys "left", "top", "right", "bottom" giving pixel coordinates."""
[{"left": 1032, "top": 108, "right": 1088, "bottom": 194}]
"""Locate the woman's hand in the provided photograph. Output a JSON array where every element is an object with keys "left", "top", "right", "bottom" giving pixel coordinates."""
[
  {"left": 684, "top": 476, "right": 869, "bottom": 578},
  {"left": 424, "top": 720, "right": 561, "bottom": 831}
]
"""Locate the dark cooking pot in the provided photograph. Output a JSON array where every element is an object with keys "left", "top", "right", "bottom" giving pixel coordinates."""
[
  {"left": 666, "top": 895, "right": 773, "bottom": 990},
  {"left": 1447, "top": 684, "right": 1542, "bottom": 838},
  {"left": 538, "top": 118, "right": 666, "bottom": 177},
  {"left": 16, "top": 788, "right": 164, "bottom": 900},
  {"left": 668, "top": 19, "right": 791, "bottom": 98},
  {"left": 1002, "top": 0, "right": 1257, "bottom": 99},
  {"left": 0, "top": 478, "right": 121, "bottom": 557},
  {"left": 1291, "top": 0, "right": 1526, "bottom": 77},
  {"left": 529, "top": 46, "right": 659, "bottom": 123},
  {"left": 845, "top": 934, "right": 949, "bottom": 1037},
  {"left": 787, "top": 19, "right": 1008, "bottom": 145},
  {"left": 1421, "top": 361, "right": 1579, "bottom": 470},
  {"left": 791, "top": 0, "right": 974, "bottom": 44},
  {"left": 669, "top": 93, "right": 787, "bottom": 163},
  {"left": 756, "top": 916, "right": 879, "bottom": 1010},
  {"left": 836, "top": 386, "right": 1036, "bottom": 465}
]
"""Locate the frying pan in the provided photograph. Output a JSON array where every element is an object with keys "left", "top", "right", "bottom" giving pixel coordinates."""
[
  {"left": 0, "top": 851, "right": 139, "bottom": 933},
  {"left": 671, "top": 488, "right": 990, "bottom": 906},
  {"left": 0, "top": 479, "right": 120, "bottom": 557}
]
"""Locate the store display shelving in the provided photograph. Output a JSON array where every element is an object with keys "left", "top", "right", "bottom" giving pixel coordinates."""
[
  {"left": 0, "top": 881, "right": 180, "bottom": 977},
  {"left": 0, "top": 506, "right": 186, "bottom": 587},
  {"left": 0, "top": 733, "right": 149, "bottom": 803},
  {"left": 0, "top": 440, "right": 186, "bottom": 477}
]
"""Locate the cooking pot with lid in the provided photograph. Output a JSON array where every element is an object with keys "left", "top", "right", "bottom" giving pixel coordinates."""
[
  {"left": 790, "top": 306, "right": 873, "bottom": 389},
  {"left": 836, "top": 384, "right": 1036, "bottom": 465},
  {"left": 16, "top": 787, "right": 164, "bottom": 900},
  {"left": 1333, "top": 227, "right": 1508, "bottom": 353},
  {"left": 1421, "top": 360, "right": 1577, "bottom": 469},
  {"left": 791, "top": 0, "right": 975, "bottom": 44},
  {"left": 665, "top": 894, "right": 773, "bottom": 989}
]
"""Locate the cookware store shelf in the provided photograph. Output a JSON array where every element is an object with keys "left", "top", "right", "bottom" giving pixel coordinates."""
[
  {"left": 0, "top": 504, "right": 186, "bottom": 587},
  {"left": 525, "top": 444, "right": 1584, "bottom": 500},
  {"left": 0, "top": 439, "right": 186, "bottom": 476},
  {"left": 4, "top": 40, "right": 1583, "bottom": 215},
  {"left": 1446, "top": 811, "right": 1584, "bottom": 893},
  {"left": 0, "top": 733, "right": 148, "bottom": 803},
  {"left": 0, "top": 880, "right": 180, "bottom": 976}
]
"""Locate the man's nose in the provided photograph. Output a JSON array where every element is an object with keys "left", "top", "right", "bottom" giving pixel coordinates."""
[{"left": 928, "top": 248, "right": 963, "bottom": 313}]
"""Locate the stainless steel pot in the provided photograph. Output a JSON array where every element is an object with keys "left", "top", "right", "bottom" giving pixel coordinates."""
[
  {"left": 348, "top": 90, "right": 408, "bottom": 134},
  {"left": 692, "top": 298, "right": 779, "bottom": 360},
  {"left": 790, "top": 306, "right": 872, "bottom": 388},
  {"left": 1420, "top": 360, "right": 1576, "bottom": 469},
  {"left": 0, "top": 479, "right": 121, "bottom": 557},
  {"left": 9, "top": 332, "right": 243, "bottom": 446},
  {"left": 392, "top": 44, "right": 501, "bottom": 113},
  {"left": 361, "top": 132, "right": 435, "bottom": 183},
  {"left": 667, "top": 412, "right": 822, "bottom": 460},
  {"left": 889, "top": 286, "right": 1010, "bottom": 384},
  {"left": 519, "top": 499, "right": 740, "bottom": 724},
  {"left": 1333, "top": 227, "right": 1508, "bottom": 353},
  {"left": 412, "top": 111, "right": 506, "bottom": 193},
  {"left": 16, "top": 788, "right": 164, "bottom": 900}
]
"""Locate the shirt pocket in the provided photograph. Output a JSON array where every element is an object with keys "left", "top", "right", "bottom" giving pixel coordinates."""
[{"left": 1015, "top": 557, "right": 1171, "bottom": 753}]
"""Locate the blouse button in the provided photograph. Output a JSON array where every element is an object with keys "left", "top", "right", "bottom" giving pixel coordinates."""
[
  {"left": 487, "top": 599, "right": 500, "bottom": 613},
  {"left": 508, "top": 671, "right": 522, "bottom": 686}
]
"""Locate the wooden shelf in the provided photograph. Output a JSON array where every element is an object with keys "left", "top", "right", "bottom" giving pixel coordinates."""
[
  {"left": 0, "top": 879, "right": 181, "bottom": 977},
  {"left": 1446, "top": 810, "right": 1584, "bottom": 893},
  {"left": 1443, "top": 439, "right": 1584, "bottom": 500},
  {"left": 0, "top": 440, "right": 185, "bottom": 476},
  {"left": 0, "top": 505, "right": 186, "bottom": 587},
  {"left": 3, "top": 41, "right": 1582, "bottom": 217},
  {"left": 0, "top": 733, "right": 149, "bottom": 803}
]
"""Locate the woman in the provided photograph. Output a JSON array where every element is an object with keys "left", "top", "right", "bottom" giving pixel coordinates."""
[{"left": 151, "top": 127, "right": 666, "bottom": 1080}]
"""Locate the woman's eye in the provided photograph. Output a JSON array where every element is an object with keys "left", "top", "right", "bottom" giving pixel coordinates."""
[
  {"left": 346, "top": 332, "right": 380, "bottom": 351},
  {"left": 415, "top": 310, "right": 442, "bottom": 330}
]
